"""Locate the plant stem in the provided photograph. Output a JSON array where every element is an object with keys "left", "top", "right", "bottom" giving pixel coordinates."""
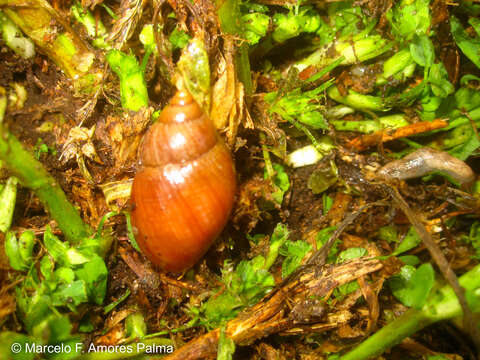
[
  {"left": 340, "top": 263, "right": 480, "bottom": 360},
  {"left": 0, "top": 125, "right": 91, "bottom": 244},
  {"left": 0, "top": 0, "right": 102, "bottom": 92},
  {"left": 341, "top": 309, "right": 432, "bottom": 360},
  {"left": 216, "top": 0, "right": 253, "bottom": 95}
]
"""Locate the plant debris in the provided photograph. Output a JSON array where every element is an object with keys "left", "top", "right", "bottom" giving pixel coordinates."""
[{"left": 1, "top": 0, "right": 480, "bottom": 359}]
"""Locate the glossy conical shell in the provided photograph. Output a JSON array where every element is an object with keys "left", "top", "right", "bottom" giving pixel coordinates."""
[{"left": 130, "top": 91, "right": 236, "bottom": 272}]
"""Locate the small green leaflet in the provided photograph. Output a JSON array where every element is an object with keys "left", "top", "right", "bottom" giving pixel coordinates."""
[{"left": 389, "top": 263, "right": 435, "bottom": 309}]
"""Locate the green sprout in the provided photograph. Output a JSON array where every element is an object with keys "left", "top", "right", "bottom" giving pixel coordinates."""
[
  {"left": 106, "top": 50, "right": 149, "bottom": 111},
  {"left": 386, "top": 0, "right": 431, "bottom": 43},
  {"left": 187, "top": 224, "right": 289, "bottom": 329},
  {"left": 3, "top": 225, "right": 109, "bottom": 358},
  {"left": 265, "top": 85, "right": 330, "bottom": 130},
  {"left": 242, "top": 7, "right": 269, "bottom": 45},
  {"left": 280, "top": 239, "right": 312, "bottom": 278},
  {"left": 71, "top": 2, "right": 109, "bottom": 49},
  {"left": 271, "top": 6, "right": 321, "bottom": 43}
]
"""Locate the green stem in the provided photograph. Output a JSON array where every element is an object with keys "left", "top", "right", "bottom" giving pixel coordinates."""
[
  {"left": 260, "top": 133, "right": 275, "bottom": 179},
  {"left": 341, "top": 309, "right": 433, "bottom": 360},
  {"left": 1, "top": 0, "right": 102, "bottom": 92},
  {"left": 328, "top": 86, "right": 389, "bottom": 112},
  {"left": 216, "top": 0, "right": 253, "bottom": 95},
  {"left": 340, "top": 264, "right": 480, "bottom": 360},
  {"left": 295, "top": 35, "right": 392, "bottom": 72},
  {"left": 0, "top": 125, "right": 91, "bottom": 244}
]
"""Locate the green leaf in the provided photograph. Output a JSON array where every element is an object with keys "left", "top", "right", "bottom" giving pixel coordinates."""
[
  {"left": 23, "top": 295, "right": 54, "bottom": 334},
  {"left": 272, "top": 7, "right": 321, "bottom": 43},
  {"left": 378, "top": 226, "right": 398, "bottom": 244},
  {"left": 242, "top": 12, "right": 269, "bottom": 45},
  {"left": 470, "top": 16, "right": 480, "bottom": 35},
  {"left": 336, "top": 247, "right": 367, "bottom": 263},
  {"left": 125, "top": 312, "right": 147, "bottom": 339},
  {"left": 265, "top": 223, "right": 289, "bottom": 270},
  {"left": 18, "top": 230, "right": 35, "bottom": 264},
  {"left": 451, "top": 15, "right": 480, "bottom": 69},
  {"left": 462, "top": 221, "right": 480, "bottom": 259},
  {"left": 322, "top": 193, "right": 333, "bottom": 214},
  {"left": 410, "top": 34, "right": 434, "bottom": 68},
  {"left": 235, "top": 258, "right": 275, "bottom": 302},
  {"left": 195, "top": 226, "right": 288, "bottom": 328},
  {"left": 385, "top": 81, "right": 426, "bottom": 108},
  {"left": 202, "top": 291, "right": 243, "bottom": 327},
  {"left": 448, "top": 123, "right": 480, "bottom": 161},
  {"left": 316, "top": 226, "right": 339, "bottom": 263},
  {"left": 5, "top": 231, "right": 28, "bottom": 271},
  {"left": 65, "top": 248, "right": 90, "bottom": 265},
  {"left": 335, "top": 280, "right": 360, "bottom": 298},
  {"left": 438, "top": 87, "right": 480, "bottom": 118},
  {"left": 43, "top": 226, "right": 69, "bottom": 264},
  {"left": 74, "top": 254, "right": 108, "bottom": 305},
  {"left": 139, "top": 24, "right": 156, "bottom": 54},
  {"left": 268, "top": 163, "right": 290, "bottom": 205},
  {"left": 54, "top": 267, "right": 75, "bottom": 284},
  {"left": 280, "top": 240, "right": 312, "bottom": 278},
  {"left": 328, "top": 86, "right": 388, "bottom": 112},
  {"left": 44, "top": 315, "right": 75, "bottom": 343},
  {"left": 387, "top": 0, "right": 431, "bottom": 41},
  {"left": 51, "top": 280, "right": 88, "bottom": 309},
  {"left": 381, "top": 48, "right": 414, "bottom": 80},
  {"left": 427, "top": 63, "right": 454, "bottom": 98},
  {"left": 389, "top": 263, "right": 435, "bottom": 309},
  {"left": 0, "top": 176, "right": 18, "bottom": 233},
  {"left": 398, "top": 255, "right": 420, "bottom": 266},
  {"left": 327, "top": 4, "right": 369, "bottom": 38},
  {"left": 460, "top": 74, "right": 480, "bottom": 86},
  {"left": 266, "top": 87, "right": 328, "bottom": 130},
  {"left": 307, "top": 166, "right": 338, "bottom": 194},
  {"left": 71, "top": 2, "right": 109, "bottom": 49},
  {"left": 393, "top": 226, "right": 421, "bottom": 256},
  {"left": 40, "top": 255, "right": 54, "bottom": 282},
  {"left": 169, "top": 27, "right": 191, "bottom": 50}
]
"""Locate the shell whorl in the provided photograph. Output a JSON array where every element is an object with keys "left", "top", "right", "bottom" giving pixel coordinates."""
[{"left": 140, "top": 91, "right": 217, "bottom": 167}]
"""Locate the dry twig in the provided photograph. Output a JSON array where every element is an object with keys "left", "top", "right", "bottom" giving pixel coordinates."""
[
  {"left": 385, "top": 185, "right": 480, "bottom": 352},
  {"left": 347, "top": 119, "right": 448, "bottom": 151},
  {"left": 163, "top": 258, "right": 383, "bottom": 359}
]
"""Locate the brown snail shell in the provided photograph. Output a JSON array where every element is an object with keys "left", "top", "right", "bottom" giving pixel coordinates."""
[{"left": 130, "top": 91, "right": 236, "bottom": 272}]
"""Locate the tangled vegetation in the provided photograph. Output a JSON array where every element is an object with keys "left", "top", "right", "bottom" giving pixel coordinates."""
[{"left": 1, "top": 0, "right": 480, "bottom": 359}]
